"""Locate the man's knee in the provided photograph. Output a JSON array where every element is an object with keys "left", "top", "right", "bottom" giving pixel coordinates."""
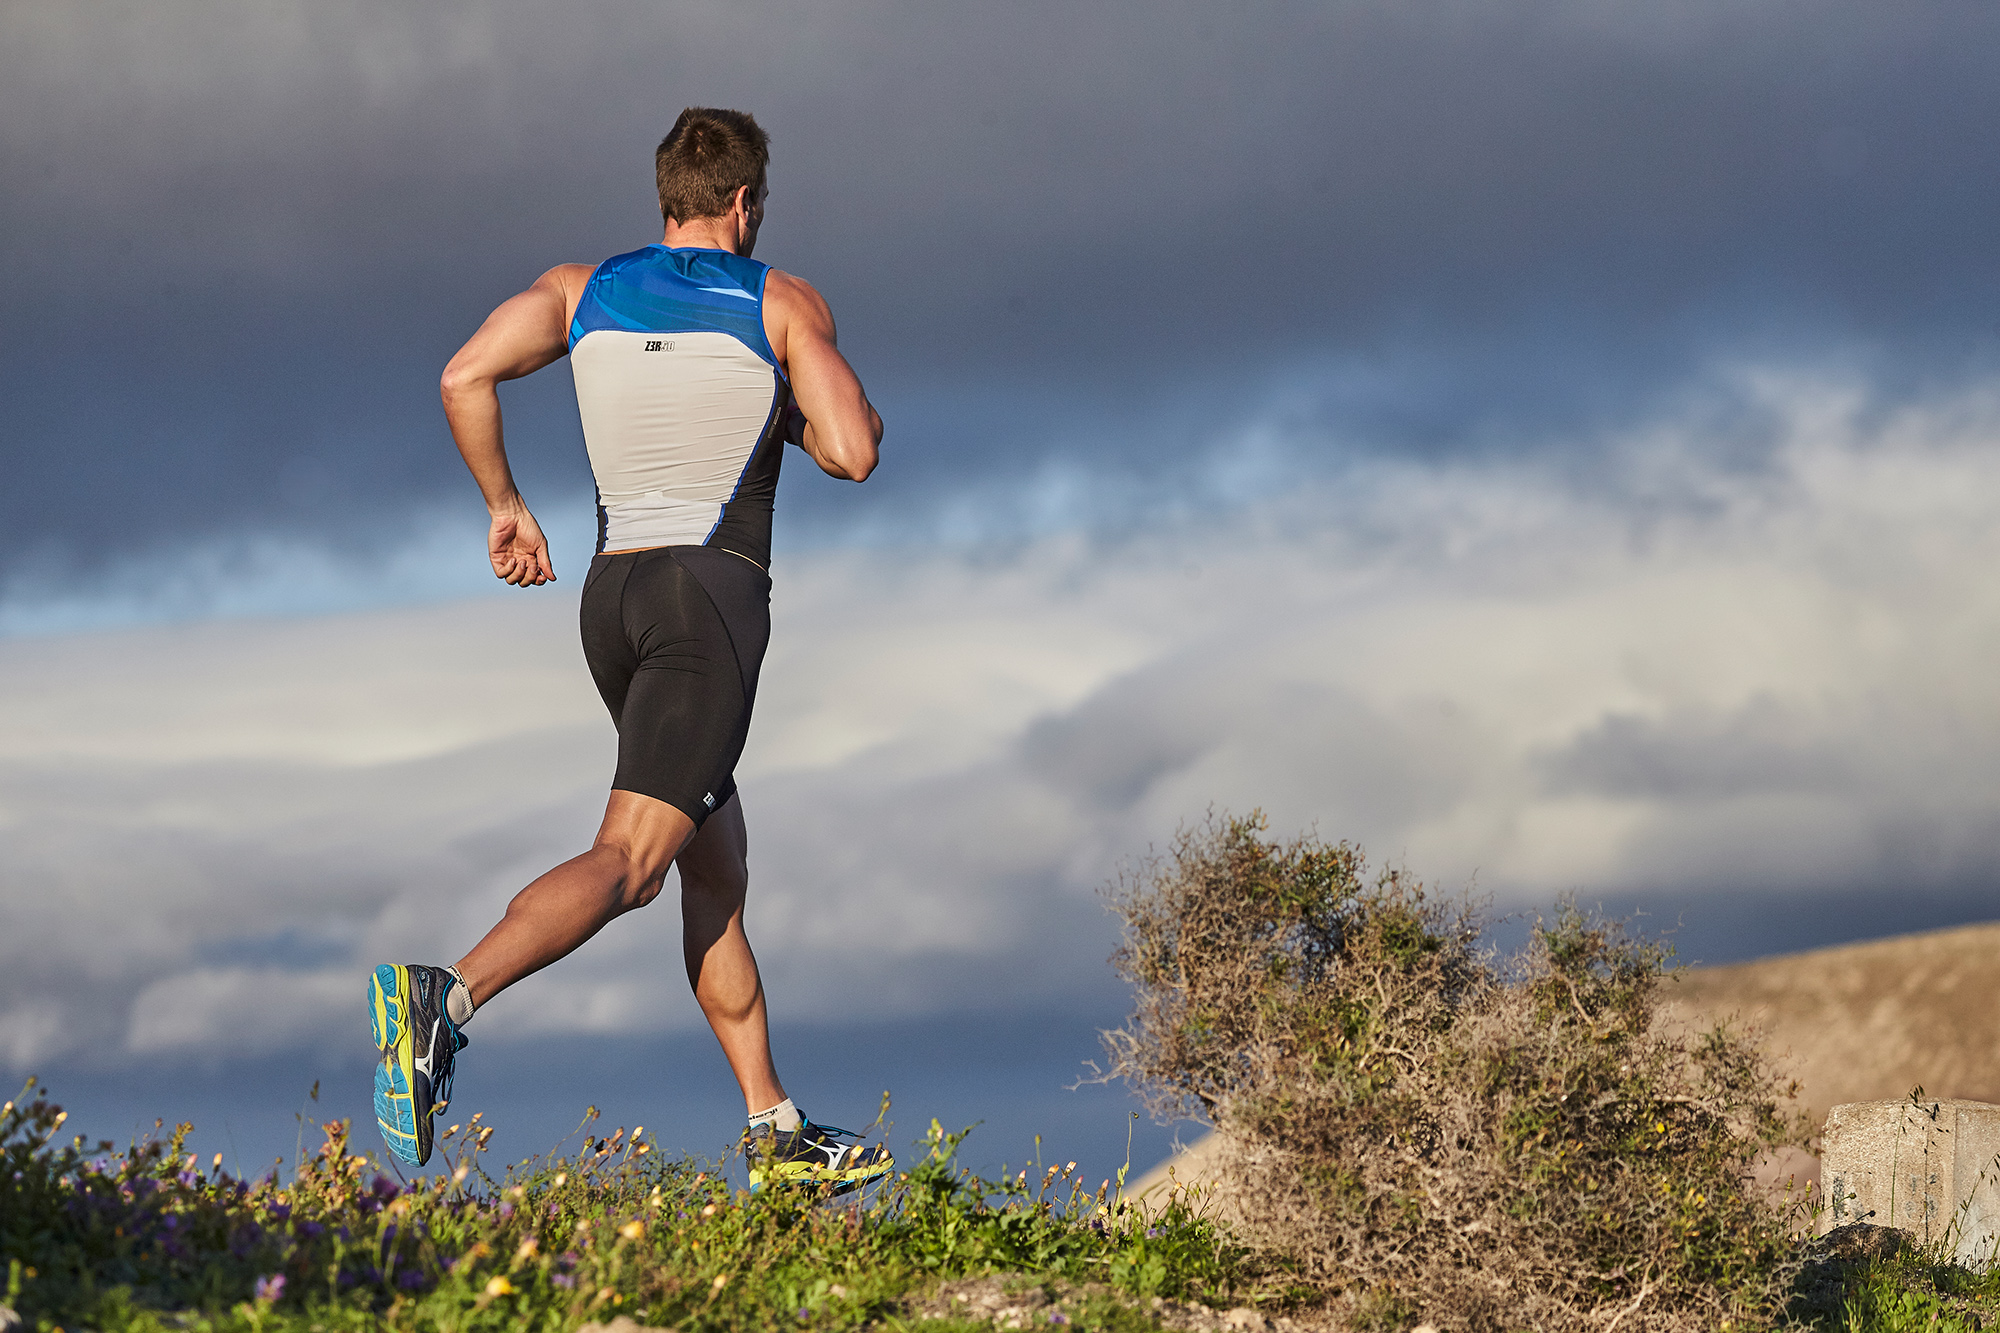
[
  {"left": 597, "top": 843, "right": 674, "bottom": 912},
  {"left": 678, "top": 853, "right": 748, "bottom": 908}
]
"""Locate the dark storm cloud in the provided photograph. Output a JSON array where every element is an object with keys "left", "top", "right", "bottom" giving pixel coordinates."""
[{"left": 4, "top": 0, "right": 1997, "bottom": 577}]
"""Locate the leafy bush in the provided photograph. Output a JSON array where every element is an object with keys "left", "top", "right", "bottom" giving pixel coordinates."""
[
  {"left": 0, "top": 1081, "right": 1248, "bottom": 1331},
  {"left": 1102, "top": 812, "right": 1807, "bottom": 1332}
]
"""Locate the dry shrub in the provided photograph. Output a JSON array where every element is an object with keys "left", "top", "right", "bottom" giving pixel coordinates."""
[{"left": 1103, "top": 812, "right": 1804, "bottom": 1333}]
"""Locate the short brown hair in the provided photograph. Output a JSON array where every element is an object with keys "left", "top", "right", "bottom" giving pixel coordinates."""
[{"left": 655, "top": 108, "right": 770, "bottom": 224}]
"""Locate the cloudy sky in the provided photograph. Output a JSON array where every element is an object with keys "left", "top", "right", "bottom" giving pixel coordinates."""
[{"left": 5, "top": 0, "right": 1998, "bottom": 1175}]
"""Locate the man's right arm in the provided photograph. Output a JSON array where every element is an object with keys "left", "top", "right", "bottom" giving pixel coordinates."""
[
  {"left": 765, "top": 270, "right": 882, "bottom": 482},
  {"left": 439, "top": 265, "right": 589, "bottom": 586}
]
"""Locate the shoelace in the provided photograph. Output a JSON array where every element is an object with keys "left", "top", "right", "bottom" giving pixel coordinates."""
[{"left": 803, "top": 1119, "right": 858, "bottom": 1137}]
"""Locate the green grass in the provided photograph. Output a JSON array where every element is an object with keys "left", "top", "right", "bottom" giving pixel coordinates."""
[
  {"left": 1797, "top": 1242, "right": 2000, "bottom": 1332},
  {"left": 14, "top": 1077, "right": 2000, "bottom": 1332},
  {"left": 0, "top": 1081, "right": 1257, "bottom": 1332}
]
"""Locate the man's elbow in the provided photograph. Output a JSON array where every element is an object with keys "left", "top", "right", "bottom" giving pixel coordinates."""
[
  {"left": 843, "top": 409, "right": 882, "bottom": 480},
  {"left": 439, "top": 358, "right": 493, "bottom": 406},
  {"left": 838, "top": 427, "right": 880, "bottom": 482}
]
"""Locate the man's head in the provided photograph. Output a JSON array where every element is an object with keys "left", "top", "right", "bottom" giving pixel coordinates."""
[{"left": 656, "top": 108, "right": 770, "bottom": 228}]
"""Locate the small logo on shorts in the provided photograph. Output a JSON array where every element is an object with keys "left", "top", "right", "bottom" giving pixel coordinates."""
[
  {"left": 644, "top": 339, "right": 674, "bottom": 352},
  {"left": 703, "top": 792, "right": 716, "bottom": 809}
]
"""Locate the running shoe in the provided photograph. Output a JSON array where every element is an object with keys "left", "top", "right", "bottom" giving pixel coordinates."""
[
  {"left": 745, "top": 1117, "right": 895, "bottom": 1192},
  {"left": 367, "top": 963, "right": 467, "bottom": 1168}
]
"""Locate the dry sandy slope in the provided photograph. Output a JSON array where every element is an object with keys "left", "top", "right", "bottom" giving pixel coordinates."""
[{"left": 1128, "top": 921, "right": 2000, "bottom": 1201}]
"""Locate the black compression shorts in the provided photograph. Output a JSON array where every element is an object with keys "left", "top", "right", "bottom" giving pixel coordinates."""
[{"left": 579, "top": 546, "right": 772, "bottom": 827}]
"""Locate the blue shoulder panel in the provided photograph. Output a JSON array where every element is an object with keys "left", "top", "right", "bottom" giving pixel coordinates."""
[{"left": 568, "top": 246, "right": 777, "bottom": 367}]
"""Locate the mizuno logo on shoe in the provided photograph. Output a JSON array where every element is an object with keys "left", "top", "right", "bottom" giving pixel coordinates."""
[{"left": 415, "top": 1018, "right": 434, "bottom": 1071}]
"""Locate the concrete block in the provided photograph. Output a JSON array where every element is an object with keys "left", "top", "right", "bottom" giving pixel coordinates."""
[{"left": 1821, "top": 1098, "right": 2000, "bottom": 1266}]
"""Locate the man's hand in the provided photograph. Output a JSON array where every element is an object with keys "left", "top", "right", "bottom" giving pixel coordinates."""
[{"left": 489, "top": 507, "right": 555, "bottom": 586}]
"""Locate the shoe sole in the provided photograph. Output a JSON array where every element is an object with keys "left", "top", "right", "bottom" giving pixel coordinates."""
[{"left": 369, "top": 965, "right": 426, "bottom": 1167}]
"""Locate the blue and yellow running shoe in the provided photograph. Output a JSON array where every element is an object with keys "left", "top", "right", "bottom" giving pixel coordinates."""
[
  {"left": 367, "top": 964, "right": 466, "bottom": 1167},
  {"left": 745, "top": 1117, "right": 894, "bottom": 1193}
]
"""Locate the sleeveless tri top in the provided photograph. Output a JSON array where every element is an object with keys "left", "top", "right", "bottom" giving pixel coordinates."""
[{"left": 568, "top": 246, "right": 789, "bottom": 566}]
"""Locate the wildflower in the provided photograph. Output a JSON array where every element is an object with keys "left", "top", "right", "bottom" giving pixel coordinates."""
[
  {"left": 254, "top": 1274, "right": 286, "bottom": 1302},
  {"left": 399, "top": 1270, "right": 427, "bottom": 1290},
  {"left": 1051, "top": 1315, "right": 1070, "bottom": 1326},
  {"left": 499, "top": 1202, "right": 515, "bottom": 1219},
  {"left": 619, "top": 1219, "right": 646, "bottom": 1240},
  {"left": 552, "top": 1274, "right": 576, "bottom": 1289},
  {"left": 484, "top": 1276, "right": 516, "bottom": 1297},
  {"left": 712, "top": 1274, "right": 729, "bottom": 1291}
]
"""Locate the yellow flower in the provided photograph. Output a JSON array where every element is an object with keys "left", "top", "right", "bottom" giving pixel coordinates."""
[
  {"left": 483, "top": 1276, "right": 515, "bottom": 1297},
  {"left": 619, "top": 1219, "right": 646, "bottom": 1241}
]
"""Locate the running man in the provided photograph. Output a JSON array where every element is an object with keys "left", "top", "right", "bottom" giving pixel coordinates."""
[{"left": 367, "top": 108, "right": 889, "bottom": 1189}]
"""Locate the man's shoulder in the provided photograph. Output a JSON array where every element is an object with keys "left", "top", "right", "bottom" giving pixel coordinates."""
[{"left": 760, "top": 267, "right": 831, "bottom": 317}]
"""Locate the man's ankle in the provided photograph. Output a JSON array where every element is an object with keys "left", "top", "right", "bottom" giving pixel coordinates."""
[
  {"left": 445, "top": 965, "right": 475, "bottom": 1027},
  {"left": 748, "top": 1096, "right": 801, "bottom": 1132}
]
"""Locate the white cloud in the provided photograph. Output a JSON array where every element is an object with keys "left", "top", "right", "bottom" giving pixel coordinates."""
[{"left": 5, "top": 372, "right": 2000, "bottom": 1070}]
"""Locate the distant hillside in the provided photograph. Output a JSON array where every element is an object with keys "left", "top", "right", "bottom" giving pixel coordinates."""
[
  {"left": 1129, "top": 920, "right": 2000, "bottom": 1200},
  {"left": 1666, "top": 919, "right": 2000, "bottom": 1120}
]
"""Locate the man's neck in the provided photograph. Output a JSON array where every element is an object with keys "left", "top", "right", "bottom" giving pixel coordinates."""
[{"left": 661, "top": 217, "right": 741, "bottom": 254}]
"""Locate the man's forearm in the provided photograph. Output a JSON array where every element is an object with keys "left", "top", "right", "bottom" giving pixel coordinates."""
[{"left": 441, "top": 377, "right": 528, "bottom": 513}]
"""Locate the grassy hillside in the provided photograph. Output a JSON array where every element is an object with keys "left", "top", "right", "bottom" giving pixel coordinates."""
[
  {"left": 11, "top": 826, "right": 2000, "bottom": 1331},
  {"left": 0, "top": 1085, "right": 1262, "bottom": 1331}
]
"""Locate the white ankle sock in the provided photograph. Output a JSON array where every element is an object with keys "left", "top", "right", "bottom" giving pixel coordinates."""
[
  {"left": 748, "top": 1097, "right": 802, "bottom": 1132},
  {"left": 445, "top": 966, "right": 475, "bottom": 1027}
]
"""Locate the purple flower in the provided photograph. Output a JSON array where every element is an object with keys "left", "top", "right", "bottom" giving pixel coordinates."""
[
  {"left": 298, "top": 1221, "right": 323, "bottom": 1239},
  {"left": 254, "top": 1273, "right": 286, "bottom": 1302},
  {"left": 1146, "top": 1227, "right": 1160, "bottom": 1238},
  {"left": 266, "top": 1202, "right": 292, "bottom": 1221},
  {"left": 399, "top": 1270, "right": 428, "bottom": 1290},
  {"left": 371, "top": 1175, "right": 400, "bottom": 1200},
  {"left": 178, "top": 1170, "right": 199, "bottom": 1187},
  {"left": 498, "top": 1202, "right": 514, "bottom": 1219},
  {"left": 552, "top": 1274, "right": 576, "bottom": 1289},
  {"left": 1050, "top": 1315, "right": 1070, "bottom": 1326}
]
